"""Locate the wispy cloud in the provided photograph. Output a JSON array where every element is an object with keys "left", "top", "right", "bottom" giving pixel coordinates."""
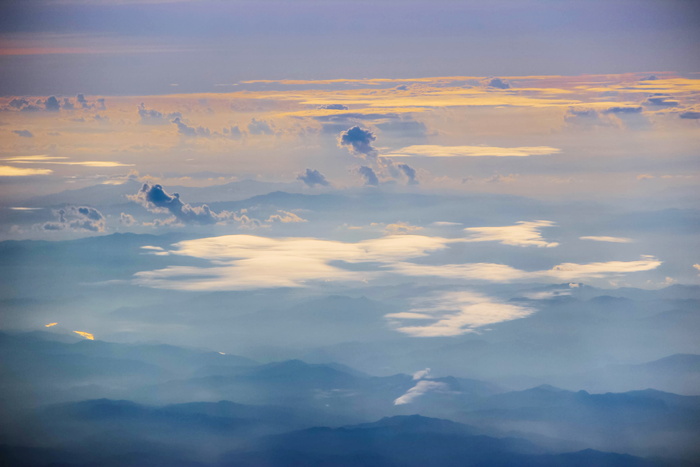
[
  {"left": 393, "top": 380, "right": 449, "bottom": 405},
  {"left": 387, "top": 291, "right": 534, "bottom": 337},
  {"left": 464, "top": 220, "right": 558, "bottom": 247},
  {"left": 383, "top": 145, "right": 560, "bottom": 158},
  {"left": 580, "top": 236, "right": 633, "bottom": 243},
  {"left": 390, "top": 256, "right": 661, "bottom": 283},
  {"left": 0, "top": 166, "right": 53, "bottom": 176}
]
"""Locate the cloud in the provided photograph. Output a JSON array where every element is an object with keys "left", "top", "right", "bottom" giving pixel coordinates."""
[
  {"left": 603, "top": 106, "right": 643, "bottom": 115},
  {"left": 297, "top": 168, "right": 330, "bottom": 187},
  {"left": 224, "top": 125, "right": 243, "bottom": 139},
  {"left": 679, "top": 111, "right": 700, "bottom": 119},
  {"left": 464, "top": 220, "right": 558, "bottom": 247},
  {"left": 0, "top": 166, "right": 53, "bottom": 176},
  {"left": 397, "top": 163, "right": 418, "bottom": 185},
  {"left": 62, "top": 98, "right": 74, "bottom": 110},
  {"left": 247, "top": 118, "right": 274, "bottom": 135},
  {"left": 134, "top": 233, "right": 457, "bottom": 291},
  {"left": 5, "top": 155, "right": 132, "bottom": 167},
  {"left": 138, "top": 103, "right": 181, "bottom": 124},
  {"left": 133, "top": 233, "right": 661, "bottom": 293},
  {"left": 393, "top": 380, "right": 449, "bottom": 405},
  {"left": 172, "top": 117, "right": 211, "bottom": 137},
  {"left": 44, "top": 96, "right": 60, "bottom": 112},
  {"left": 42, "top": 206, "right": 106, "bottom": 232},
  {"left": 384, "top": 222, "right": 422, "bottom": 235},
  {"left": 643, "top": 95, "right": 679, "bottom": 107},
  {"left": 338, "top": 126, "right": 377, "bottom": 158},
  {"left": 13, "top": 130, "right": 33, "bottom": 138},
  {"left": 389, "top": 256, "right": 662, "bottom": 283},
  {"left": 388, "top": 291, "right": 535, "bottom": 337},
  {"left": 384, "top": 145, "right": 560, "bottom": 158},
  {"left": 120, "top": 212, "right": 136, "bottom": 226},
  {"left": 129, "top": 183, "right": 268, "bottom": 227},
  {"left": 580, "top": 236, "right": 633, "bottom": 243},
  {"left": 318, "top": 104, "right": 349, "bottom": 110},
  {"left": 358, "top": 166, "right": 379, "bottom": 186},
  {"left": 523, "top": 289, "right": 572, "bottom": 300},
  {"left": 129, "top": 183, "right": 222, "bottom": 224},
  {"left": 73, "top": 330, "right": 94, "bottom": 340},
  {"left": 9, "top": 98, "right": 29, "bottom": 109},
  {"left": 486, "top": 77, "right": 510, "bottom": 89},
  {"left": 265, "top": 211, "right": 307, "bottom": 223},
  {"left": 694, "top": 264, "right": 700, "bottom": 274},
  {"left": 77, "top": 94, "right": 89, "bottom": 108},
  {"left": 412, "top": 368, "right": 431, "bottom": 380}
]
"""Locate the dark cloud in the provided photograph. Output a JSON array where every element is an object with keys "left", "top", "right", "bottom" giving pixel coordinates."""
[
  {"left": 129, "top": 183, "right": 222, "bottom": 224},
  {"left": 224, "top": 125, "right": 243, "bottom": 139},
  {"left": 567, "top": 108, "right": 598, "bottom": 119},
  {"left": 395, "top": 85, "right": 409, "bottom": 91},
  {"left": 640, "top": 75, "right": 658, "bottom": 81},
  {"left": 398, "top": 163, "right": 418, "bottom": 185},
  {"left": 42, "top": 206, "right": 105, "bottom": 232},
  {"left": 9, "top": 98, "right": 29, "bottom": 109},
  {"left": 358, "top": 166, "right": 379, "bottom": 186},
  {"left": 603, "top": 106, "right": 643, "bottom": 114},
  {"left": 13, "top": 129, "right": 33, "bottom": 138},
  {"left": 318, "top": 104, "right": 349, "bottom": 110},
  {"left": 297, "top": 168, "right": 330, "bottom": 187},
  {"left": 62, "top": 98, "right": 75, "bottom": 110},
  {"left": 487, "top": 78, "right": 510, "bottom": 89},
  {"left": 247, "top": 118, "right": 274, "bottom": 135},
  {"left": 679, "top": 111, "right": 700, "bottom": 119},
  {"left": 172, "top": 117, "right": 211, "bottom": 137},
  {"left": 44, "top": 96, "right": 60, "bottom": 112},
  {"left": 338, "top": 126, "right": 377, "bottom": 158},
  {"left": 138, "top": 103, "right": 182, "bottom": 124},
  {"left": 643, "top": 94, "right": 679, "bottom": 107},
  {"left": 77, "top": 94, "right": 90, "bottom": 109}
]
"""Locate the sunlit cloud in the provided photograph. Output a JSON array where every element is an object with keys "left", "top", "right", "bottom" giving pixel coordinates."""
[
  {"left": 388, "top": 291, "right": 534, "bottom": 337},
  {"left": 580, "top": 236, "right": 633, "bottom": 243},
  {"left": 390, "top": 256, "right": 661, "bottom": 283},
  {"left": 45, "top": 322, "right": 58, "bottom": 327},
  {"left": 73, "top": 330, "right": 94, "bottom": 340},
  {"left": 6, "top": 155, "right": 133, "bottom": 168},
  {"left": 134, "top": 234, "right": 458, "bottom": 291},
  {"left": 134, "top": 233, "right": 661, "bottom": 292},
  {"left": 464, "top": 220, "right": 558, "bottom": 248},
  {"left": 0, "top": 166, "right": 53, "bottom": 176},
  {"left": 383, "top": 145, "right": 561, "bottom": 158}
]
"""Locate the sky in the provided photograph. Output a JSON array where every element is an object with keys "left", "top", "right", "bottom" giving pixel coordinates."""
[{"left": 0, "top": 0, "right": 699, "bottom": 337}]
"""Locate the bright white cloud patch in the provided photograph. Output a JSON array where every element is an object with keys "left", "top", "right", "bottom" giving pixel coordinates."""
[
  {"left": 135, "top": 234, "right": 663, "bottom": 293},
  {"left": 383, "top": 145, "right": 560, "bottom": 158},
  {"left": 387, "top": 291, "right": 534, "bottom": 337},
  {"left": 580, "top": 236, "right": 633, "bottom": 243},
  {"left": 464, "top": 220, "right": 558, "bottom": 247},
  {"left": 394, "top": 380, "right": 450, "bottom": 405},
  {"left": 134, "top": 234, "right": 459, "bottom": 291}
]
